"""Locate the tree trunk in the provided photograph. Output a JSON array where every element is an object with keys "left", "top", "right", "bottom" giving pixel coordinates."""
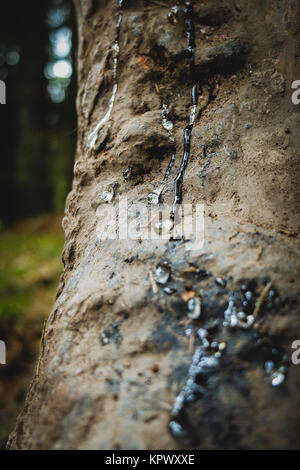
[{"left": 8, "top": 0, "right": 300, "bottom": 449}]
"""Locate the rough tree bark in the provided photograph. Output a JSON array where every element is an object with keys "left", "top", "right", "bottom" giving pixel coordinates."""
[{"left": 8, "top": 0, "right": 300, "bottom": 449}]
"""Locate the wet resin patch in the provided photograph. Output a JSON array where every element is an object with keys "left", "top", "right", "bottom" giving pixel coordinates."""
[
  {"left": 149, "top": 265, "right": 292, "bottom": 445},
  {"left": 87, "top": 1, "right": 125, "bottom": 149},
  {"left": 171, "top": 2, "right": 198, "bottom": 220}
]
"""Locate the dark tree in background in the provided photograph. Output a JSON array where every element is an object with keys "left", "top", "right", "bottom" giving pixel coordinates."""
[{"left": 0, "top": 0, "right": 77, "bottom": 225}]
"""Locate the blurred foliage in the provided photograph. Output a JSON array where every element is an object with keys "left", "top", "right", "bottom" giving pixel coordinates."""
[
  {"left": 0, "top": 213, "right": 64, "bottom": 449},
  {"left": 0, "top": 213, "right": 64, "bottom": 322}
]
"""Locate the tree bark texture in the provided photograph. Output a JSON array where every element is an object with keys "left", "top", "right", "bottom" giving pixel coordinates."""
[{"left": 8, "top": 0, "right": 300, "bottom": 449}]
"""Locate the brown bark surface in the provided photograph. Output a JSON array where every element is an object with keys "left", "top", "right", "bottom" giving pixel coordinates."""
[{"left": 8, "top": 0, "right": 300, "bottom": 449}]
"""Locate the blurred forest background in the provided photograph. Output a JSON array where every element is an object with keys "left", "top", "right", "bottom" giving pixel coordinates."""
[{"left": 0, "top": 0, "right": 77, "bottom": 447}]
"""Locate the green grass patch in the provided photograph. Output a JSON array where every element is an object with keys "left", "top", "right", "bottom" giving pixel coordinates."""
[{"left": 0, "top": 213, "right": 64, "bottom": 322}]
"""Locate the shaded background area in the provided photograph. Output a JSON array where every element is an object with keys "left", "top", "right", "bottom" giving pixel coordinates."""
[{"left": 0, "top": 0, "right": 77, "bottom": 447}]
